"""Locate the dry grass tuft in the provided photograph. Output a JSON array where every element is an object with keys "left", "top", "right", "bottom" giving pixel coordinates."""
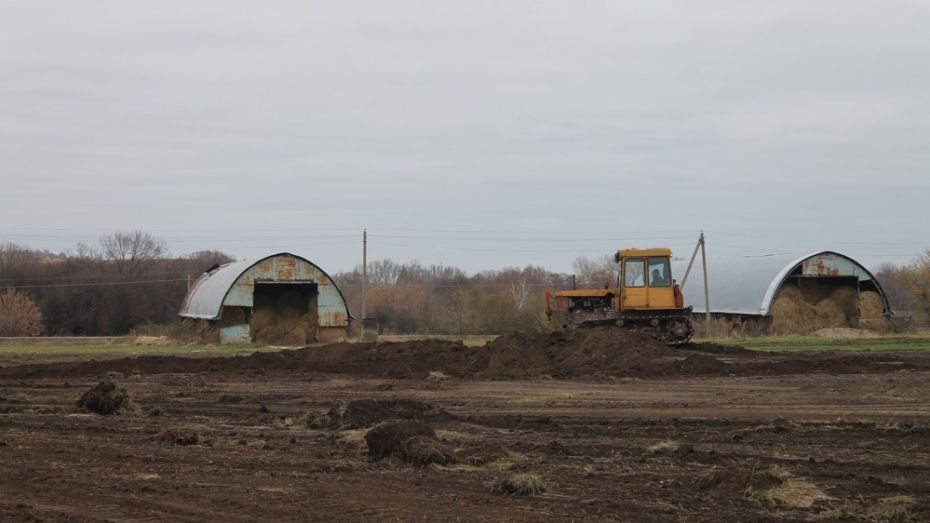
[
  {"left": 645, "top": 440, "right": 680, "bottom": 455},
  {"left": 427, "top": 370, "right": 450, "bottom": 382},
  {"left": 816, "top": 495, "right": 916, "bottom": 522},
  {"left": 490, "top": 473, "right": 547, "bottom": 496},
  {"left": 868, "top": 495, "right": 917, "bottom": 522},
  {"left": 752, "top": 465, "right": 829, "bottom": 508},
  {"left": 156, "top": 427, "right": 205, "bottom": 446}
]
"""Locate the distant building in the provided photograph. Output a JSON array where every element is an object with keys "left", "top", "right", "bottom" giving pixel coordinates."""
[
  {"left": 672, "top": 251, "right": 892, "bottom": 334},
  {"left": 179, "top": 252, "right": 351, "bottom": 344}
]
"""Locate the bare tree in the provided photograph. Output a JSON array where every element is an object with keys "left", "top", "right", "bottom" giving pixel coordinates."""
[
  {"left": 368, "top": 259, "right": 402, "bottom": 286},
  {"left": 508, "top": 276, "right": 531, "bottom": 311},
  {"left": 572, "top": 255, "right": 618, "bottom": 288},
  {"left": 185, "top": 250, "right": 235, "bottom": 272},
  {"left": 100, "top": 231, "right": 167, "bottom": 274},
  {"left": 0, "top": 242, "right": 41, "bottom": 278},
  {"left": 909, "top": 250, "right": 930, "bottom": 323}
]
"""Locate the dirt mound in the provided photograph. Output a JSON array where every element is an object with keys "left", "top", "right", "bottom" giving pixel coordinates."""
[
  {"left": 76, "top": 382, "right": 136, "bottom": 415},
  {"left": 478, "top": 328, "right": 677, "bottom": 379},
  {"left": 311, "top": 399, "right": 454, "bottom": 429},
  {"left": 10, "top": 327, "right": 930, "bottom": 381},
  {"left": 364, "top": 421, "right": 453, "bottom": 466},
  {"left": 4, "top": 328, "right": 704, "bottom": 380}
]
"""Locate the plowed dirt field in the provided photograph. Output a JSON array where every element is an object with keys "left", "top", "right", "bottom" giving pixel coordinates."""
[{"left": 2, "top": 331, "right": 929, "bottom": 521}]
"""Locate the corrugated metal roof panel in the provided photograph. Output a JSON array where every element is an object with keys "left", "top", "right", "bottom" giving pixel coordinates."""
[{"left": 178, "top": 260, "right": 253, "bottom": 319}]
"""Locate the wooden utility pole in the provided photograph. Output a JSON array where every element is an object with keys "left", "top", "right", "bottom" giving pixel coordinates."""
[
  {"left": 700, "top": 232, "right": 710, "bottom": 332},
  {"left": 361, "top": 229, "right": 368, "bottom": 321},
  {"left": 680, "top": 235, "right": 703, "bottom": 288},
  {"left": 680, "top": 232, "right": 711, "bottom": 333}
]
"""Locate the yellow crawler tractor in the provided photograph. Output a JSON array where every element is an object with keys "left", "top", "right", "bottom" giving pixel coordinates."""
[{"left": 546, "top": 248, "right": 694, "bottom": 344}]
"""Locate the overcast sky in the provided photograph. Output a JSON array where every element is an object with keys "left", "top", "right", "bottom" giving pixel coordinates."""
[{"left": 2, "top": 1, "right": 929, "bottom": 274}]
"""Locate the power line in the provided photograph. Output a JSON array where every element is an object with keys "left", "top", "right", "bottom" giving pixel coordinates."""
[
  {"left": 7, "top": 278, "right": 188, "bottom": 290},
  {"left": 0, "top": 270, "right": 202, "bottom": 283}
]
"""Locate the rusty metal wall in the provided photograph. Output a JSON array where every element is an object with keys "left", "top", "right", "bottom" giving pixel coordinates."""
[{"left": 223, "top": 255, "right": 348, "bottom": 328}]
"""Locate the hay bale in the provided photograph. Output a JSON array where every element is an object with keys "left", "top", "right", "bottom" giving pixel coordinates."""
[
  {"left": 813, "top": 299, "right": 846, "bottom": 328},
  {"left": 860, "top": 290, "right": 885, "bottom": 318},
  {"left": 771, "top": 282, "right": 862, "bottom": 334},
  {"left": 76, "top": 382, "right": 137, "bottom": 415},
  {"left": 770, "top": 285, "right": 805, "bottom": 334}
]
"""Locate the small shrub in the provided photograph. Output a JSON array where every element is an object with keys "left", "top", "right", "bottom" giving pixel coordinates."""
[{"left": 0, "top": 288, "right": 44, "bottom": 336}]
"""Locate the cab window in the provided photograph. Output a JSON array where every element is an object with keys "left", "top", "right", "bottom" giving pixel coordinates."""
[
  {"left": 624, "top": 258, "right": 645, "bottom": 287},
  {"left": 648, "top": 257, "right": 671, "bottom": 287}
]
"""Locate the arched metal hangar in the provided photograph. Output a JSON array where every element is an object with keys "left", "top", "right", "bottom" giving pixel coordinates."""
[
  {"left": 672, "top": 251, "right": 892, "bottom": 334},
  {"left": 179, "top": 252, "right": 351, "bottom": 344}
]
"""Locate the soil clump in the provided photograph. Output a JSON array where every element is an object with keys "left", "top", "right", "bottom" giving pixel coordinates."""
[
  {"left": 76, "top": 382, "right": 135, "bottom": 415},
  {"left": 364, "top": 421, "right": 453, "bottom": 466},
  {"left": 156, "top": 428, "right": 203, "bottom": 446}
]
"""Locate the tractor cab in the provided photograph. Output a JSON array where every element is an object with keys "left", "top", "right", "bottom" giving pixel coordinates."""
[{"left": 614, "top": 248, "right": 680, "bottom": 310}]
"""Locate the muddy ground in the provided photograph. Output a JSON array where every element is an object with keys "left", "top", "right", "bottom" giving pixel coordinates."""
[{"left": 1, "top": 330, "right": 929, "bottom": 521}]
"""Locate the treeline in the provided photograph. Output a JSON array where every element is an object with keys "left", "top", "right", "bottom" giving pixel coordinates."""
[
  {"left": 0, "top": 233, "right": 232, "bottom": 335},
  {"left": 3, "top": 230, "right": 927, "bottom": 337},
  {"left": 332, "top": 259, "right": 575, "bottom": 335},
  {"left": 873, "top": 251, "right": 930, "bottom": 326}
]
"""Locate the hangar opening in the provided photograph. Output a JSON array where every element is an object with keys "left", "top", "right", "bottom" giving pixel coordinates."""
[
  {"left": 672, "top": 251, "right": 892, "bottom": 335},
  {"left": 179, "top": 253, "right": 351, "bottom": 344},
  {"left": 251, "top": 283, "right": 319, "bottom": 346}
]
